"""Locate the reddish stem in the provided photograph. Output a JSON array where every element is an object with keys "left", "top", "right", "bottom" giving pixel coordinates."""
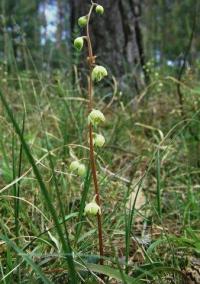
[{"left": 86, "top": 4, "right": 104, "bottom": 265}]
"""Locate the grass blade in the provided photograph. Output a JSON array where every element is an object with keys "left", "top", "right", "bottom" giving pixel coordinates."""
[{"left": 0, "top": 234, "right": 52, "bottom": 283}]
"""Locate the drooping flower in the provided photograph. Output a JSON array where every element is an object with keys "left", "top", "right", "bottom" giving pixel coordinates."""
[
  {"left": 95, "top": 5, "right": 104, "bottom": 15},
  {"left": 77, "top": 164, "right": 86, "bottom": 177},
  {"left": 84, "top": 196, "right": 101, "bottom": 216},
  {"left": 78, "top": 16, "right": 88, "bottom": 27},
  {"left": 92, "top": 65, "right": 108, "bottom": 82},
  {"left": 69, "top": 160, "right": 86, "bottom": 178},
  {"left": 74, "top": 37, "right": 84, "bottom": 51},
  {"left": 88, "top": 109, "right": 105, "bottom": 126},
  {"left": 94, "top": 133, "right": 105, "bottom": 147},
  {"left": 69, "top": 160, "right": 80, "bottom": 172}
]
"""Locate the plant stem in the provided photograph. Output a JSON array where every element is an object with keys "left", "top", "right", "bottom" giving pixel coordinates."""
[
  {"left": 156, "top": 149, "right": 162, "bottom": 218},
  {"left": 86, "top": 3, "right": 104, "bottom": 265}
]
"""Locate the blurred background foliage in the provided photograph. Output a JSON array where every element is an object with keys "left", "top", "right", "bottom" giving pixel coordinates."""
[{"left": 0, "top": 0, "right": 199, "bottom": 90}]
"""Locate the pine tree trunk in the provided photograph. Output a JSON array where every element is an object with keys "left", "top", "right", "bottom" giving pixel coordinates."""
[{"left": 56, "top": 0, "right": 64, "bottom": 49}]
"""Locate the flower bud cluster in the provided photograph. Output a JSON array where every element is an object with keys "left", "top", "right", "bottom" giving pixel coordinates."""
[
  {"left": 73, "top": 4, "right": 105, "bottom": 54},
  {"left": 69, "top": 160, "right": 86, "bottom": 178},
  {"left": 88, "top": 109, "right": 106, "bottom": 148}
]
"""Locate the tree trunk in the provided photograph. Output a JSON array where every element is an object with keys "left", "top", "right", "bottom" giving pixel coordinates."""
[
  {"left": 69, "top": 0, "right": 147, "bottom": 89},
  {"left": 56, "top": 0, "right": 64, "bottom": 49}
]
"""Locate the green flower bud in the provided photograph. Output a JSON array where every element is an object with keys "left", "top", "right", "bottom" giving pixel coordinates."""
[
  {"left": 70, "top": 161, "right": 86, "bottom": 178},
  {"left": 78, "top": 16, "right": 88, "bottom": 27},
  {"left": 74, "top": 37, "right": 84, "bottom": 51},
  {"left": 95, "top": 5, "right": 104, "bottom": 15},
  {"left": 84, "top": 196, "right": 101, "bottom": 216},
  {"left": 94, "top": 134, "right": 105, "bottom": 147},
  {"left": 92, "top": 65, "right": 108, "bottom": 82},
  {"left": 88, "top": 109, "right": 105, "bottom": 126},
  {"left": 77, "top": 164, "right": 86, "bottom": 177},
  {"left": 69, "top": 160, "right": 80, "bottom": 172}
]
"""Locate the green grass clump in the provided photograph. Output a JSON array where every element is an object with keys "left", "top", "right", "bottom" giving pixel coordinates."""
[{"left": 0, "top": 65, "right": 199, "bottom": 283}]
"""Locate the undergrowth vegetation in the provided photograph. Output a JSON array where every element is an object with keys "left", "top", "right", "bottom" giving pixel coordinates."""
[{"left": 0, "top": 3, "right": 200, "bottom": 284}]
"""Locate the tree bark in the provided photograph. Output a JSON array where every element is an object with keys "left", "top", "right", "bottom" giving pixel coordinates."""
[{"left": 56, "top": 0, "right": 64, "bottom": 49}]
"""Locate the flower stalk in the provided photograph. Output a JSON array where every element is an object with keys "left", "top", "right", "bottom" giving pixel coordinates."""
[
  {"left": 86, "top": 3, "right": 104, "bottom": 265},
  {"left": 74, "top": 1, "right": 106, "bottom": 267}
]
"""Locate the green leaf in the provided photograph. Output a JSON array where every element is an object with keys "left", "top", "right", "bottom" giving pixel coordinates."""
[{"left": 77, "top": 263, "right": 137, "bottom": 283}]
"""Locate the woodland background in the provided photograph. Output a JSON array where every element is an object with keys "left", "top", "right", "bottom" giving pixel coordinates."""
[{"left": 0, "top": 0, "right": 199, "bottom": 90}]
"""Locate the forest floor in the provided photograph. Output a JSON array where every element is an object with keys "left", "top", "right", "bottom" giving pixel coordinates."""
[{"left": 0, "top": 69, "right": 199, "bottom": 283}]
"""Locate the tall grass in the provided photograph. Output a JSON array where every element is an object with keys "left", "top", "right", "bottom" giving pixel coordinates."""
[{"left": 0, "top": 89, "right": 78, "bottom": 283}]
